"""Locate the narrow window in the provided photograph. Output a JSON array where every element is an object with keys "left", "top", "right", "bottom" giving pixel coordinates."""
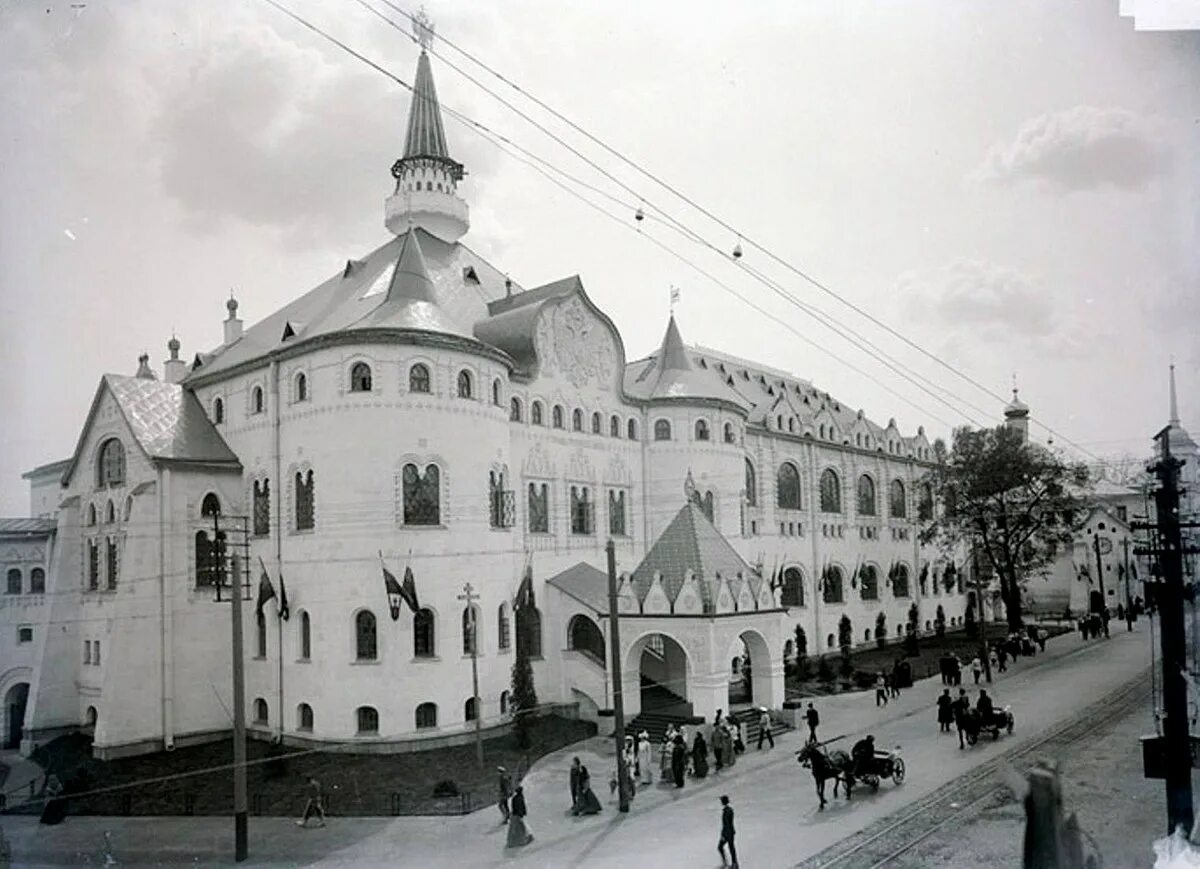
[
  {"left": 608, "top": 489, "right": 627, "bottom": 536},
  {"left": 570, "top": 486, "right": 592, "bottom": 535},
  {"left": 532, "top": 402, "right": 544, "bottom": 426},
  {"left": 295, "top": 470, "right": 315, "bottom": 531},
  {"left": 253, "top": 479, "right": 271, "bottom": 537},
  {"left": 492, "top": 379, "right": 502, "bottom": 406},
  {"left": 457, "top": 369, "right": 473, "bottom": 399},
  {"left": 87, "top": 541, "right": 99, "bottom": 589},
  {"left": 355, "top": 610, "right": 378, "bottom": 661},
  {"left": 295, "top": 372, "right": 308, "bottom": 402},
  {"left": 402, "top": 463, "right": 440, "bottom": 525},
  {"left": 213, "top": 397, "right": 225, "bottom": 424},
  {"left": 298, "top": 703, "right": 313, "bottom": 731},
  {"left": 819, "top": 469, "right": 842, "bottom": 513},
  {"left": 724, "top": 422, "right": 735, "bottom": 444},
  {"left": 857, "top": 475, "right": 877, "bottom": 516},
  {"left": 106, "top": 538, "right": 119, "bottom": 589},
  {"left": 528, "top": 483, "right": 549, "bottom": 533},
  {"left": 350, "top": 362, "right": 373, "bottom": 393},
  {"left": 497, "top": 603, "right": 511, "bottom": 651},
  {"left": 776, "top": 463, "right": 802, "bottom": 510},
  {"left": 414, "top": 608, "right": 435, "bottom": 657},
  {"left": 409, "top": 363, "right": 431, "bottom": 394},
  {"left": 97, "top": 439, "right": 126, "bottom": 487},
  {"left": 572, "top": 408, "right": 584, "bottom": 432},
  {"left": 859, "top": 566, "right": 879, "bottom": 600},
  {"left": 744, "top": 459, "right": 757, "bottom": 507},
  {"left": 6, "top": 568, "right": 21, "bottom": 594},
  {"left": 610, "top": 415, "right": 620, "bottom": 438},
  {"left": 591, "top": 412, "right": 602, "bottom": 434},
  {"left": 253, "top": 698, "right": 268, "bottom": 725},
  {"left": 94, "top": 639, "right": 101, "bottom": 665},
  {"left": 299, "top": 611, "right": 311, "bottom": 659},
  {"left": 552, "top": 405, "right": 565, "bottom": 429},
  {"left": 464, "top": 697, "right": 479, "bottom": 722},
  {"left": 252, "top": 385, "right": 264, "bottom": 414},
  {"left": 510, "top": 397, "right": 523, "bottom": 422},
  {"left": 256, "top": 612, "right": 267, "bottom": 657},
  {"left": 30, "top": 567, "right": 45, "bottom": 594},
  {"left": 889, "top": 479, "right": 907, "bottom": 518},
  {"left": 695, "top": 420, "right": 710, "bottom": 441},
  {"left": 462, "top": 606, "right": 478, "bottom": 655},
  {"left": 500, "top": 691, "right": 510, "bottom": 715},
  {"left": 627, "top": 418, "right": 638, "bottom": 441}
]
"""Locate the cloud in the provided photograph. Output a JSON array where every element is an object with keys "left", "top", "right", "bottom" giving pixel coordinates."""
[
  {"left": 972, "top": 107, "right": 1170, "bottom": 191},
  {"left": 898, "top": 259, "right": 1058, "bottom": 341}
]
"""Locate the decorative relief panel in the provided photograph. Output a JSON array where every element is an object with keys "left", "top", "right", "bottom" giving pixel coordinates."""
[
  {"left": 522, "top": 441, "right": 557, "bottom": 479},
  {"left": 534, "top": 296, "right": 619, "bottom": 389},
  {"left": 566, "top": 449, "right": 596, "bottom": 483}
]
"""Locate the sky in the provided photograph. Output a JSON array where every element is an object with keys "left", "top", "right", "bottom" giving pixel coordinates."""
[{"left": 1, "top": 0, "right": 1197, "bottom": 515}]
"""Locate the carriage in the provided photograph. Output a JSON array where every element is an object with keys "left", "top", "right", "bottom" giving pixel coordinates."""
[
  {"left": 961, "top": 705, "right": 1015, "bottom": 745},
  {"left": 796, "top": 741, "right": 905, "bottom": 807},
  {"left": 855, "top": 747, "right": 906, "bottom": 790}
]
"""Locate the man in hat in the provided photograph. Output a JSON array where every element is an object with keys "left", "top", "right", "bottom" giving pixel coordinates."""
[
  {"left": 497, "top": 766, "right": 513, "bottom": 823},
  {"left": 718, "top": 795, "right": 739, "bottom": 868},
  {"left": 756, "top": 707, "right": 774, "bottom": 750},
  {"left": 804, "top": 703, "right": 820, "bottom": 744}
]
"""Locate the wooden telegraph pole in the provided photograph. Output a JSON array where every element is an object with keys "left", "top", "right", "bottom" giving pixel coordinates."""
[
  {"left": 971, "top": 542, "right": 992, "bottom": 684},
  {"left": 1122, "top": 537, "right": 1134, "bottom": 632},
  {"left": 214, "top": 514, "right": 249, "bottom": 862},
  {"left": 1092, "top": 533, "right": 1111, "bottom": 638},
  {"left": 457, "top": 582, "right": 484, "bottom": 769},
  {"left": 606, "top": 540, "right": 630, "bottom": 813}
]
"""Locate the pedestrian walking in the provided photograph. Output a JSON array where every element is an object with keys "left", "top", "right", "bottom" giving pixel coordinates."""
[
  {"left": 805, "top": 703, "right": 820, "bottom": 744},
  {"left": 722, "top": 723, "right": 738, "bottom": 768},
  {"left": 693, "top": 730, "right": 710, "bottom": 778},
  {"left": 637, "top": 731, "right": 654, "bottom": 787},
  {"left": 39, "top": 774, "right": 66, "bottom": 826},
  {"left": 573, "top": 762, "right": 602, "bottom": 815},
  {"left": 296, "top": 776, "right": 326, "bottom": 828},
  {"left": 756, "top": 707, "right": 775, "bottom": 749},
  {"left": 718, "top": 795, "right": 740, "bottom": 869},
  {"left": 506, "top": 785, "right": 534, "bottom": 848},
  {"left": 661, "top": 725, "right": 676, "bottom": 782},
  {"left": 875, "top": 672, "right": 888, "bottom": 707},
  {"left": 623, "top": 735, "right": 637, "bottom": 785},
  {"left": 1037, "top": 627, "right": 1048, "bottom": 652},
  {"left": 953, "top": 689, "right": 971, "bottom": 749},
  {"left": 497, "top": 766, "right": 513, "bottom": 823},
  {"left": 936, "top": 688, "right": 954, "bottom": 733},
  {"left": 734, "top": 720, "right": 746, "bottom": 754},
  {"left": 971, "top": 656, "right": 982, "bottom": 685},
  {"left": 988, "top": 648, "right": 999, "bottom": 676},
  {"left": 569, "top": 756, "right": 583, "bottom": 812},
  {"left": 997, "top": 644, "right": 1008, "bottom": 672},
  {"left": 952, "top": 655, "right": 963, "bottom": 686},
  {"left": 672, "top": 734, "right": 688, "bottom": 788},
  {"left": 890, "top": 660, "right": 902, "bottom": 698}
]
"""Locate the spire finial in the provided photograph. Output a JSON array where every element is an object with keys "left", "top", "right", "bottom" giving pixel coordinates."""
[
  {"left": 684, "top": 469, "right": 696, "bottom": 503},
  {"left": 412, "top": 5, "right": 435, "bottom": 51},
  {"left": 1169, "top": 357, "right": 1180, "bottom": 426},
  {"left": 669, "top": 285, "right": 681, "bottom": 316}
]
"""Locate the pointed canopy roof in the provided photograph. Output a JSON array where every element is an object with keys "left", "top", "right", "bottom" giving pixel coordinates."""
[
  {"left": 366, "top": 229, "right": 472, "bottom": 338},
  {"left": 625, "top": 316, "right": 750, "bottom": 411}
]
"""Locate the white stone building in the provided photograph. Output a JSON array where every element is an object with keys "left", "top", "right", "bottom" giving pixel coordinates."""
[{"left": 11, "top": 48, "right": 967, "bottom": 759}]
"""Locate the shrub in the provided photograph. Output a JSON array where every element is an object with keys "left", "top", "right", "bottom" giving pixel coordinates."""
[
  {"left": 935, "top": 604, "right": 946, "bottom": 638},
  {"left": 817, "top": 656, "right": 835, "bottom": 682},
  {"left": 511, "top": 639, "right": 538, "bottom": 749},
  {"left": 875, "top": 612, "right": 887, "bottom": 649},
  {"left": 432, "top": 779, "right": 460, "bottom": 797},
  {"left": 965, "top": 602, "right": 978, "bottom": 637}
]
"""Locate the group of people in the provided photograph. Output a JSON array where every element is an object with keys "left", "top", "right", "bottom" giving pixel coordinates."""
[{"left": 935, "top": 687, "right": 998, "bottom": 748}]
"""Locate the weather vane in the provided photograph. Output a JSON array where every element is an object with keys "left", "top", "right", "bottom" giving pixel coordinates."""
[
  {"left": 412, "top": 5, "right": 435, "bottom": 51},
  {"left": 669, "top": 284, "right": 681, "bottom": 315}
]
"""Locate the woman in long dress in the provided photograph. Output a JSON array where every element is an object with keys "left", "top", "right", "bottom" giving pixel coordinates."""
[
  {"left": 660, "top": 725, "right": 676, "bottom": 782},
  {"left": 671, "top": 735, "right": 687, "bottom": 788},
  {"left": 723, "top": 723, "right": 737, "bottom": 768},
  {"left": 637, "top": 732, "right": 654, "bottom": 787},
  {"left": 506, "top": 785, "right": 534, "bottom": 848},
  {"left": 39, "top": 774, "right": 66, "bottom": 825},
  {"left": 691, "top": 731, "right": 709, "bottom": 779},
  {"left": 575, "top": 764, "right": 602, "bottom": 815}
]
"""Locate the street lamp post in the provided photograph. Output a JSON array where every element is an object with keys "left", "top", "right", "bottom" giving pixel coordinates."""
[
  {"left": 605, "top": 539, "right": 630, "bottom": 813},
  {"left": 457, "top": 582, "right": 484, "bottom": 769}
]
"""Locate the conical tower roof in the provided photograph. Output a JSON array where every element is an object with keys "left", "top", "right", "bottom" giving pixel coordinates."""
[
  {"left": 404, "top": 51, "right": 451, "bottom": 161},
  {"left": 368, "top": 230, "right": 471, "bottom": 338},
  {"left": 646, "top": 316, "right": 750, "bottom": 409}
]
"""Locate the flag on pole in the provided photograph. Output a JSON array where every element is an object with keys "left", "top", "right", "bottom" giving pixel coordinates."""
[
  {"left": 670, "top": 285, "right": 681, "bottom": 310},
  {"left": 400, "top": 565, "right": 419, "bottom": 613},
  {"left": 381, "top": 555, "right": 403, "bottom": 620},
  {"left": 278, "top": 571, "right": 290, "bottom": 621},
  {"left": 255, "top": 560, "right": 276, "bottom": 619}
]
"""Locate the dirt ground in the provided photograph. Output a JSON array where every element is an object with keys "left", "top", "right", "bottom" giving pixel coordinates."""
[{"left": 890, "top": 689, "right": 1192, "bottom": 869}]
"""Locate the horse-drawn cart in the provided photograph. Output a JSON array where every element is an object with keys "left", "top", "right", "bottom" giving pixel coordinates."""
[{"left": 961, "top": 705, "right": 1015, "bottom": 745}]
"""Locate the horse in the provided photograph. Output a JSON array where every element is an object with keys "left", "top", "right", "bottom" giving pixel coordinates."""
[{"left": 796, "top": 741, "right": 855, "bottom": 809}]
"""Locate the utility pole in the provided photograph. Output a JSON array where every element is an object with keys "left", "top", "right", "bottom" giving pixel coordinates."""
[
  {"left": 457, "top": 583, "right": 484, "bottom": 769},
  {"left": 1092, "top": 533, "right": 1111, "bottom": 638},
  {"left": 1123, "top": 537, "right": 1134, "bottom": 632},
  {"left": 971, "top": 542, "right": 992, "bottom": 684},
  {"left": 606, "top": 540, "right": 630, "bottom": 813},
  {"left": 214, "top": 514, "right": 248, "bottom": 862},
  {"left": 1151, "top": 428, "right": 1193, "bottom": 835}
]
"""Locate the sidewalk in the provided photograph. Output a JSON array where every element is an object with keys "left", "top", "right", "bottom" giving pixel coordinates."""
[
  {"left": 0, "top": 626, "right": 1138, "bottom": 867},
  {"left": 0, "top": 749, "right": 43, "bottom": 805}
]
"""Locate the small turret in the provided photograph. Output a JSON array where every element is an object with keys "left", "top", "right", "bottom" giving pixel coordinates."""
[
  {"left": 1004, "top": 386, "right": 1030, "bottom": 442},
  {"left": 164, "top": 334, "right": 186, "bottom": 383},
  {"left": 224, "top": 295, "right": 243, "bottom": 346},
  {"left": 135, "top": 352, "right": 157, "bottom": 380}
]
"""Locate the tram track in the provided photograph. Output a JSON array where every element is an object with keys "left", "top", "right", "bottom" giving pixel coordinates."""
[{"left": 795, "top": 672, "right": 1150, "bottom": 869}]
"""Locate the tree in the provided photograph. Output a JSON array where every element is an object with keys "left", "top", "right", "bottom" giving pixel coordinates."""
[
  {"left": 794, "top": 624, "right": 808, "bottom": 679},
  {"left": 511, "top": 640, "right": 538, "bottom": 749},
  {"left": 935, "top": 604, "right": 946, "bottom": 638},
  {"left": 904, "top": 602, "right": 920, "bottom": 655},
  {"left": 875, "top": 612, "right": 887, "bottom": 649},
  {"left": 838, "top": 614, "right": 853, "bottom": 676},
  {"left": 921, "top": 425, "right": 1089, "bottom": 632},
  {"left": 964, "top": 599, "right": 978, "bottom": 637}
]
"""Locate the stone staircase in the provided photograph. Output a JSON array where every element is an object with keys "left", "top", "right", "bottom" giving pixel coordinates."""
[{"left": 727, "top": 706, "right": 792, "bottom": 746}]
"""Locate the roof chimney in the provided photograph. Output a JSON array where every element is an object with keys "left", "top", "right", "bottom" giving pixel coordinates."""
[
  {"left": 164, "top": 334, "right": 186, "bottom": 383},
  {"left": 224, "top": 294, "right": 243, "bottom": 345}
]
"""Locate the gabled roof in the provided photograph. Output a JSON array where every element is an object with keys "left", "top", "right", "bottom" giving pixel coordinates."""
[
  {"left": 61, "top": 375, "right": 241, "bottom": 485},
  {"left": 21, "top": 458, "right": 71, "bottom": 481},
  {"left": 630, "top": 502, "right": 756, "bottom": 607},
  {"left": 546, "top": 561, "right": 609, "bottom": 613}
]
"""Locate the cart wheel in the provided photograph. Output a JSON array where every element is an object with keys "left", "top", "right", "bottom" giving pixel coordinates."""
[
  {"left": 967, "top": 732, "right": 978, "bottom": 746},
  {"left": 893, "top": 759, "right": 906, "bottom": 784},
  {"left": 1007, "top": 716, "right": 1014, "bottom": 735}
]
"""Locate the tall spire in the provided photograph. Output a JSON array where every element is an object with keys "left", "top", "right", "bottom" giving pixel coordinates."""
[
  {"left": 659, "top": 315, "right": 693, "bottom": 373},
  {"left": 1170, "top": 360, "right": 1181, "bottom": 426},
  {"left": 384, "top": 11, "right": 469, "bottom": 242}
]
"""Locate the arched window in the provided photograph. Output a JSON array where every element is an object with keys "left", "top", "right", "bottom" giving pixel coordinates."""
[
  {"left": 97, "top": 438, "right": 126, "bottom": 487},
  {"left": 591, "top": 412, "right": 602, "bottom": 434},
  {"left": 532, "top": 401, "right": 544, "bottom": 426},
  {"left": 355, "top": 610, "right": 378, "bottom": 661},
  {"left": 350, "top": 362, "right": 373, "bottom": 393},
  {"left": 822, "top": 567, "right": 844, "bottom": 604},
  {"left": 744, "top": 459, "right": 757, "bottom": 506},
  {"left": 457, "top": 369, "right": 473, "bottom": 399},
  {"left": 295, "top": 372, "right": 308, "bottom": 402},
  {"left": 859, "top": 566, "right": 879, "bottom": 600},
  {"left": 781, "top": 567, "right": 804, "bottom": 607},
  {"left": 918, "top": 483, "right": 934, "bottom": 521},
  {"left": 104, "top": 500, "right": 115, "bottom": 524},
  {"left": 724, "top": 422, "right": 736, "bottom": 444},
  {"left": 86, "top": 503, "right": 97, "bottom": 526},
  {"left": 500, "top": 690, "right": 510, "bottom": 716},
  {"left": 256, "top": 612, "right": 267, "bottom": 657},
  {"left": 201, "top": 493, "right": 221, "bottom": 518},
  {"left": 409, "top": 363, "right": 431, "bottom": 394},
  {"left": 492, "top": 379, "right": 502, "bottom": 406},
  {"left": 123, "top": 496, "right": 133, "bottom": 521},
  {"left": 776, "top": 463, "right": 802, "bottom": 510},
  {"left": 827, "top": 633, "right": 835, "bottom": 649},
  {"left": 105, "top": 538, "right": 119, "bottom": 589},
  {"left": 6, "top": 568, "right": 21, "bottom": 595},
  {"left": 627, "top": 418, "right": 638, "bottom": 440},
  {"left": 654, "top": 419, "right": 672, "bottom": 441},
  {"left": 295, "top": 469, "right": 315, "bottom": 530},
  {"left": 819, "top": 469, "right": 841, "bottom": 513},
  {"left": 251, "top": 385, "right": 264, "bottom": 414},
  {"left": 402, "top": 463, "right": 440, "bottom": 525},
  {"left": 30, "top": 567, "right": 45, "bottom": 594},
  {"left": 889, "top": 479, "right": 907, "bottom": 518},
  {"left": 356, "top": 706, "right": 379, "bottom": 734},
  {"left": 570, "top": 486, "right": 593, "bottom": 535},
  {"left": 608, "top": 489, "right": 627, "bottom": 536},
  {"left": 857, "top": 475, "right": 877, "bottom": 516},
  {"left": 892, "top": 564, "right": 910, "bottom": 598},
  {"left": 464, "top": 696, "right": 479, "bottom": 722},
  {"left": 516, "top": 606, "right": 542, "bottom": 658},
  {"left": 610, "top": 414, "right": 620, "bottom": 437},
  {"left": 253, "top": 698, "right": 268, "bottom": 724},
  {"left": 497, "top": 603, "right": 511, "bottom": 651},
  {"left": 527, "top": 482, "right": 549, "bottom": 533},
  {"left": 695, "top": 420, "right": 710, "bottom": 441},
  {"left": 85, "top": 706, "right": 97, "bottom": 727},
  {"left": 572, "top": 408, "right": 584, "bottom": 432},
  {"left": 510, "top": 397, "right": 522, "bottom": 421},
  {"left": 568, "top": 615, "right": 605, "bottom": 663},
  {"left": 414, "top": 608, "right": 435, "bottom": 657},
  {"left": 462, "top": 605, "right": 479, "bottom": 655},
  {"left": 252, "top": 479, "right": 271, "bottom": 536},
  {"left": 87, "top": 539, "right": 100, "bottom": 589},
  {"left": 415, "top": 702, "right": 437, "bottom": 729},
  {"left": 297, "top": 703, "right": 313, "bottom": 731},
  {"left": 552, "top": 405, "right": 565, "bottom": 429},
  {"left": 299, "top": 611, "right": 311, "bottom": 659},
  {"left": 213, "top": 397, "right": 224, "bottom": 424}
]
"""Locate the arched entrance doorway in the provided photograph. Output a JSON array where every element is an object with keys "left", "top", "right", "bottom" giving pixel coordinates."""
[
  {"left": 728, "top": 630, "right": 773, "bottom": 708},
  {"left": 629, "top": 633, "right": 690, "bottom": 715},
  {"left": 4, "top": 683, "right": 29, "bottom": 749}
]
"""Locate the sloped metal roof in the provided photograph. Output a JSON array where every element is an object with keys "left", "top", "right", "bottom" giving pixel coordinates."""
[
  {"left": 0, "top": 518, "right": 57, "bottom": 535},
  {"left": 622, "top": 317, "right": 751, "bottom": 411},
  {"left": 546, "top": 561, "right": 609, "bottom": 613},
  {"left": 630, "top": 502, "right": 756, "bottom": 607}
]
